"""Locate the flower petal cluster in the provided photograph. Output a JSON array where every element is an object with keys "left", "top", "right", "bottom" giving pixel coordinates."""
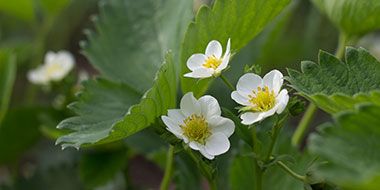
[
  {"left": 231, "top": 70, "right": 289, "bottom": 125},
  {"left": 28, "top": 51, "right": 74, "bottom": 85},
  {"left": 162, "top": 92, "right": 235, "bottom": 159},
  {"left": 184, "top": 39, "right": 231, "bottom": 78}
]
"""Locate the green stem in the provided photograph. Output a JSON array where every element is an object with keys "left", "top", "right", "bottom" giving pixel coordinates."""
[
  {"left": 185, "top": 145, "right": 215, "bottom": 188},
  {"left": 291, "top": 103, "right": 317, "bottom": 147},
  {"left": 160, "top": 145, "right": 175, "bottom": 190},
  {"left": 335, "top": 32, "right": 347, "bottom": 60},
  {"left": 251, "top": 125, "right": 259, "bottom": 152},
  {"left": 219, "top": 74, "right": 235, "bottom": 91},
  {"left": 255, "top": 161, "right": 263, "bottom": 190},
  {"left": 251, "top": 125, "right": 263, "bottom": 190},
  {"left": 209, "top": 179, "right": 217, "bottom": 190},
  {"left": 277, "top": 161, "right": 306, "bottom": 182},
  {"left": 264, "top": 125, "right": 281, "bottom": 163}
]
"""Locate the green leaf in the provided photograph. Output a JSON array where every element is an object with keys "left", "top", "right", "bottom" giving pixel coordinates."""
[
  {"left": 83, "top": 0, "right": 192, "bottom": 93},
  {"left": 180, "top": 0, "right": 291, "bottom": 96},
  {"left": 309, "top": 104, "right": 380, "bottom": 190},
  {"left": 79, "top": 147, "right": 128, "bottom": 188},
  {"left": 0, "top": 107, "right": 41, "bottom": 164},
  {"left": 288, "top": 47, "right": 380, "bottom": 113},
  {"left": 56, "top": 0, "right": 193, "bottom": 148},
  {"left": 40, "top": 0, "right": 70, "bottom": 16},
  {"left": 56, "top": 78, "right": 141, "bottom": 148},
  {"left": 56, "top": 53, "right": 176, "bottom": 148},
  {"left": 308, "top": 91, "right": 380, "bottom": 114},
  {"left": 0, "top": 0, "right": 34, "bottom": 21},
  {"left": 311, "top": 0, "right": 380, "bottom": 37},
  {"left": 0, "top": 51, "right": 16, "bottom": 125}
]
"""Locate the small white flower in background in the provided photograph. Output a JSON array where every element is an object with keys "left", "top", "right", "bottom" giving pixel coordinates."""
[
  {"left": 161, "top": 92, "right": 235, "bottom": 160},
  {"left": 231, "top": 70, "right": 289, "bottom": 125},
  {"left": 27, "top": 51, "right": 74, "bottom": 85},
  {"left": 78, "top": 70, "right": 89, "bottom": 83},
  {"left": 184, "top": 38, "right": 231, "bottom": 78}
]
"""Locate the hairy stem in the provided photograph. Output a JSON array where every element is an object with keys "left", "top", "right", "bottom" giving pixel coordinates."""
[
  {"left": 185, "top": 145, "right": 215, "bottom": 189},
  {"left": 277, "top": 161, "right": 306, "bottom": 182},
  {"left": 291, "top": 103, "right": 317, "bottom": 147},
  {"left": 209, "top": 179, "right": 218, "bottom": 190},
  {"left": 219, "top": 74, "right": 235, "bottom": 91},
  {"left": 335, "top": 32, "right": 347, "bottom": 60},
  {"left": 264, "top": 124, "right": 281, "bottom": 163},
  {"left": 251, "top": 125, "right": 263, "bottom": 190},
  {"left": 255, "top": 161, "right": 263, "bottom": 190},
  {"left": 251, "top": 125, "right": 259, "bottom": 153},
  {"left": 160, "top": 145, "right": 175, "bottom": 190}
]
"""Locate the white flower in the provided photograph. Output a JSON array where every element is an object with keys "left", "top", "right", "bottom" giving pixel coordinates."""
[
  {"left": 27, "top": 51, "right": 74, "bottom": 85},
  {"left": 161, "top": 92, "right": 235, "bottom": 160},
  {"left": 231, "top": 70, "right": 289, "bottom": 125},
  {"left": 184, "top": 39, "right": 231, "bottom": 78},
  {"left": 78, "top": 70, "right": 89, "bottom": 83}
]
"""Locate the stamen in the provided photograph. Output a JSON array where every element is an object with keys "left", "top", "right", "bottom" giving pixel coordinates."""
[
  {"left": 248, "top": 86, "right": 276, "bottom": 112},
  {"left": 181, "top": 114, "right": 211, "bottom": 144},
  {"left": 46, "top": 63, "right": 63, "bottom": 76},
  {"left": 203, "top": 55, "right": 222, "bottom": 69}
]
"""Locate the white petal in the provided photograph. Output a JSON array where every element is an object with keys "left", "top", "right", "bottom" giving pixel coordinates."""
[
  {"left": 168, "top": 109, "right": 186, "bottom": 125},
  {"left": 216, "top": 51, "right": 230, "bottom": 72},
  {"left": 44, "top": 51, "right": 56, "bottom": 64},
  {"left": 205, "top": 40, "right": 222, "bottom": 58},
  {"left": 199, "top": 148, "right": 215, "bottom": 160},
  {"left": 198, "top": 95, "right": 221, "bottom": 118},
  {"left": 263, "top": 69, "right": 283, "bottom": 95},
  {"left": 225, "top": 38, "right": 231, "bottom": 56},
  {"left": 241, "top": 112, "right": 262, "bottom": 125},
  {"left": 208, "top": 116, "right": 235, "bottom": 137},
  {"left": 275, "top": 89, "right": 289, "bottom": 114},
  {"left": 57, "top": 51, "right": 74, "bottom": 69},
  {"left": 189, "top": 141, "right": 202, "bottom": 150},
  {"left": 204, "top": 133, "right": 230, "bottom": 156},
  {"left": 183, "top": 72, "right": 197, "bottom": 78},
  {"left": 183, "top": 68, "right": 213, "bottom": 79},
  {"left": 216, "top": 38, "right": 231, "bottom": 72},
  {"left": 237, "top": 73, "right": 263, "bottom": 96},
  {"left": 27, "top": 67, "right": 49, "bottom": 85},
  {"left": 259, "top": 106, "right": 278, "bottom": 120},
  {"left": 45, "top": 51, "right": 75, "bottom": 81},
  {"left": 231, "top": 91, "right": 250, "bottom": 106},
  {"left": 186, "top": 54, "right": 207, "bottom": 70},
  {"left": 180, "top": 92, "right": 201, "bottom": 117},
  {"left": 161, "top": 116, "right": 183, "bottom": 136},
  {"left": 183, "top": 136, "right": 189, "bottom": 143}
]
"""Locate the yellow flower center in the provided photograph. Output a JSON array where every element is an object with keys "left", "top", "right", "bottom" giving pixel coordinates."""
[
  {"left": 181, "top": 114, "right": 211, "bottom": 144},
  {"left": 46, "top": 63, "right": 63, "bottom": 76},
  {"left": 248, "top": 86, "right": 276, "bottom": 112},
  {"left": 203, "top": 55, "right": 222, "bottom": 69}
]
